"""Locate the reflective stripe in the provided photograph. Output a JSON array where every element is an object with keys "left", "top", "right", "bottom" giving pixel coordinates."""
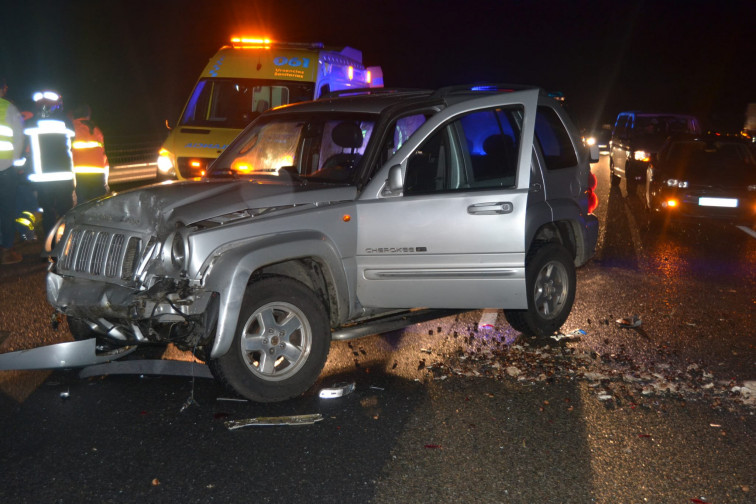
[
  {"left": 28, "top": 172, "right": 75, "bottom": 182},
  {"left": 72, "top": 140, "right": 104, "bottom": 149},
  {"left": 0, "top": 125, "right": 13, "bottom": 137},
  {"left": 0, "top": 140, "right": 13, "bottom": 152}
]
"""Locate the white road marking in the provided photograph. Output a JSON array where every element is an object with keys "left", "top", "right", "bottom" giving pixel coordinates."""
[{"left": 736, "top": 225, "right": 756, "bottom": 239}]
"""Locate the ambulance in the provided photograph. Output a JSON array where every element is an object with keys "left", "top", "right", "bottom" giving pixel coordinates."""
[{"left": 157, "top": 36, "right": 384, "bottom": 180}]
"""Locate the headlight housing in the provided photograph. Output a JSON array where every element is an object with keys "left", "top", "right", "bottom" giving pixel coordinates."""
[
  {"left": 665, "top": 178, "right": 689, "bottom": 189},
  {"left": 164, "top": 228, "right": 190, "bottom": 272},
  {"left": 44, "top": 219, "right": 67, "bottom": 253},
  {"left": 633, "top": 150, "right": 650, "bottom": 162},
  {"left": 157, "top": 148, "right": 175, "bottom": 174}
]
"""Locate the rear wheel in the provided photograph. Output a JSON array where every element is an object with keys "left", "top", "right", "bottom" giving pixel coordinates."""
[
  {"left": 209, "top": 276, "right": 330, "bottom": 402},
  {"left": 505, "top": 243, "right": 575, "bottom": 336}
]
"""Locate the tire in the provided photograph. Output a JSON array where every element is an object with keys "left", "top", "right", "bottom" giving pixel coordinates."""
[
  {"left": 504, "top": 243, "right": 576, "bottom": 336},
  {"left": 209, "top": 276, "right": 330, "bottom": 402}
]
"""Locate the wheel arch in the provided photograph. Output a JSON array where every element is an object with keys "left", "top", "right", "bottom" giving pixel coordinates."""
[{"left": 203, "top": 231, "right": 349, "bottom": 359}]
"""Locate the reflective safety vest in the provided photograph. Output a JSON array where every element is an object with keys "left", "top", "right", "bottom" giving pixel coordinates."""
[
  {"left": 72, "top": 118, "right": 108, "bottom": 175},
  {"left": 0, "top": 99, "right": 15, "bottom": 160},
  {"left": 24, "top": 118, "right": 75, "bottom": 182}
]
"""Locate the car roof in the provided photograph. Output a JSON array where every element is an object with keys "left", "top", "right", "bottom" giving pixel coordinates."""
[{"left": 267, "top": 84, "right": 553, "bottom": 116}]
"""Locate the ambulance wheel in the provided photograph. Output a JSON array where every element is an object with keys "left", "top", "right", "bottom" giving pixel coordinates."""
[{"left": 209, "top": 276, "right": 330, "bottom": 402}]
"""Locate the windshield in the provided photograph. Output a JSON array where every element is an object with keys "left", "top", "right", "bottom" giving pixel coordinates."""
[
  {"left": 180, "top": 78, "right": 316, "bottom": 129},
  {"left": 210, "top": 114, "right": 377, "bottom": 184},
  {"left": 633, "top": 116, "right": 695, "bottom": 136},
  {"left": 663, "top": 140, "right": 756, "bottom": 168}
]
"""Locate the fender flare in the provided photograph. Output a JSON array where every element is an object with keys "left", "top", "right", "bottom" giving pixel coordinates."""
[{"left": 202, "top": 231, "right": 351, "bottom": 359}]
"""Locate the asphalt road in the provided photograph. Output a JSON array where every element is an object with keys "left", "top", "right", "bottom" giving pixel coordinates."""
[{"left": 0, "top": 156, "right": 754, "bottom": 503}]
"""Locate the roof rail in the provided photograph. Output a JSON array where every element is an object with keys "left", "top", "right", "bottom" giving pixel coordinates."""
[
  {"left": 320, "top": 87, "right": 431, "bottom": 100},
  {"left": 430, "top": 83, "right": 545, "bottom": 99}
]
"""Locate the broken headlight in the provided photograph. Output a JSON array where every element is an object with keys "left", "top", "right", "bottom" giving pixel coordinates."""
[{"left": 165, "top": 227, "right": 190, "bottom": 272}]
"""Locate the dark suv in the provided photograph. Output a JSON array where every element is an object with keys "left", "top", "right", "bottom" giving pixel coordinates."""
[{"left": 610, "top": 111, "right": 702, "bottom": 188}]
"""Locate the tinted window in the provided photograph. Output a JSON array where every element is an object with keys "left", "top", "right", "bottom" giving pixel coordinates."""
[
  {"left": 404, "top": 106, "right": 522, "bottom": 196},
  {"left": 534, "top": 106, "right": 577, "bottom": 170}
]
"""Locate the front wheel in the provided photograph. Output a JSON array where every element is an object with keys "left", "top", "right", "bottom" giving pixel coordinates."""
[
  {"left": 504, "top": 243, "right": 576, "bottom": 336},
  {"left": 209, "top": 276, "right": 330, "bottom": 402}
]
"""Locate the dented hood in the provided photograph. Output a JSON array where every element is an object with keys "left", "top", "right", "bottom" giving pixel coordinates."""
[{"left": 70, "top": 178, "right": 358, "bottom": 235}]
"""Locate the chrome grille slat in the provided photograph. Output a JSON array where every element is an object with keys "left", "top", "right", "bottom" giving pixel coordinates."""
[
  {"left": 106, "top": 234, "right": 125, "bottom": 278},
  {"left": 58, "top": 227, "right": 144, "bottom": 282}
]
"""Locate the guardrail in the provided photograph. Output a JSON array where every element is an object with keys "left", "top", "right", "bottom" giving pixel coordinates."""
[{"left": 105, "top": 136, "right": 164, "bottom": 184}]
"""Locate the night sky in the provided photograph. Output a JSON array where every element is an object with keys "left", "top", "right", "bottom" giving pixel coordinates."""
[{"left": 2, "top": 0, "right": 754, "bottom": 142}]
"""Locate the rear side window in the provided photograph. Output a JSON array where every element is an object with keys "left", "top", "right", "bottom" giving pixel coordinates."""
[{"left": 534, "top": 106, "right": 577, "bottom": 170}]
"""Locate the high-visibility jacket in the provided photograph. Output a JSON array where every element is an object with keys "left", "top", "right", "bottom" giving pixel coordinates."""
[
  {"left": 24, "top": 115, "right": 75, "bottom": 182},
  {"left": 72, "top": 118, "right": 108, "bottom": 176},
  {"left": 0, "top": 98, "right": 24, "bottom": 165}
]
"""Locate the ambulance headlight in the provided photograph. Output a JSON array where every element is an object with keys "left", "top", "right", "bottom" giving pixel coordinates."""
[{"left": 157, "top": 148, "right": 175, "bottom": 174}]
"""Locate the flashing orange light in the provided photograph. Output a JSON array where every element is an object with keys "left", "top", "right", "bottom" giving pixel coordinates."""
[
  {"left": 348, "top": 66, "right": 354, "bottom": 80},
  {"left": 665, "top": 198, "right": 678, "bottom": 208},
  {"left": 233, "top": 161, "right": 253, "bottom": 173},
  {"left": 366, "top": 70, "right": 372, "bottom": 84},
  {"left": 190, "top": 160, "right": 201, "bottom": 168},
  {"left": 342, "top": 214, "right": 351, "bottom": 222},
  {"left": 230, "top": 36, "right": 273, "bottom": 49}
]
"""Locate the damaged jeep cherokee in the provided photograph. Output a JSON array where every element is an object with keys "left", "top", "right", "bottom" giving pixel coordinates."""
[{"left": 42, "top": 85, "right": 599, "bottom": 402}]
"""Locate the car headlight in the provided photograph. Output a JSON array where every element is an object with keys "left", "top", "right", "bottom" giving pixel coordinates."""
[
  {"left": 164, "top": 228, "right": 190, "bottom": 272},
  {"left": 585, "top": 136, "right": 597, "bottom": 146},
  {"left": 44, "top": 219, "right": 67, "bottom": 253},
  {"left": 665, "top": 178, "right": 689, "bottom": 188},
  {"left": 748, "top": 184, "right": 756, "bottom": 192},
  {"left": 634, "top": 150, "right": 650, "bottom": 162},
  {"left": 157, "top": 148, "right": 175, "bottom": 173}
]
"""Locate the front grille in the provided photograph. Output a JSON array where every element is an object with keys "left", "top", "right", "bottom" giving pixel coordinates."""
[
  {"left": 177, "top": 157, "right": 214, "bottom": 178},
  {"left": 59, "top": 227, "right": 144, "bottom": 282}
]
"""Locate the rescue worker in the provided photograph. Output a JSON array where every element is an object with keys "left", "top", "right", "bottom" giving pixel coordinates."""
[
  {"left": 0, "top": 76, "right": 25, "bottom": 265},
  {"left": 71, "top": 103, "right": 109, "bottom": 203},
  {"left": 24, "top": 90, "right": 76, "bottom": 236}
]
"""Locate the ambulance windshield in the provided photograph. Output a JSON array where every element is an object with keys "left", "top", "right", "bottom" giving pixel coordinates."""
[
  {"left": 180, "top": 78, "right": 316, "bottom": 129},
  {"left": 210, "top": 114, "right": 377, "bottom": 184}
]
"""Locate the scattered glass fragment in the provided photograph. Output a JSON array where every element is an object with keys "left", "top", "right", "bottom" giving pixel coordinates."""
[{"left": 319, "top": 382, "right": 355, "bottom": 399}]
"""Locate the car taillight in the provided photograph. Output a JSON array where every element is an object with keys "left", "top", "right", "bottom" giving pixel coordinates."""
[{"left": 587, "top": 171, "right": 598, "bottom": 213}]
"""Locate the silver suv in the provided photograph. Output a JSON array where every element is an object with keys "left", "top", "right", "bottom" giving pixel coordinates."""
[{"left": 44, "top": 85, "right": 599, "bottom": 401}]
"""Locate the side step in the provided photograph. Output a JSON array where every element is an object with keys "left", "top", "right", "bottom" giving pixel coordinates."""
[{"left": 331, "top": 309, "right": 466, "bottom": 341}]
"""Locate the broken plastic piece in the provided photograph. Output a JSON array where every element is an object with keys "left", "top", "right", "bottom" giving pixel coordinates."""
[
  {"left": 551, "top": 328, "right": 586, "bottom": 342},
  {"left": 225, "top": 413, "right": 324, "bottom": 430},
  {"left": 616, "top": 315, "right": 642, "bottom": 328},
  {"left": 319, "top": 382, "right": 355, "bottom": 399}
]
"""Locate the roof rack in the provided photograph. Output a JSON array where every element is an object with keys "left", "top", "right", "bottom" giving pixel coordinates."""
[
  {"left": 430, "top": 83, "right": 545, "bottom": 99},
  {"left": 320, "top": 88, "right": 431, "bottom": 100}
]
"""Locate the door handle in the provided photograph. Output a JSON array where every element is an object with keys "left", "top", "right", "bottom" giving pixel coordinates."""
[{"left": 467, "top": 202, "right": 514, "bottom": 215}]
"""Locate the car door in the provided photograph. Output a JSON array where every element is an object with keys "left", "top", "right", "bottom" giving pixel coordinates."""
[{"left": 355, "top": 89, "right": 538, "bottom": 309}]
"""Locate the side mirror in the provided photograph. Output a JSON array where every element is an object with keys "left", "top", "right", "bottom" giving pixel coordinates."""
[
  {"left": 588, "top": 144, "right": 600, "bottom": 164},
  {"left": 383, "top": 164, "right": 404, "bottom": 196}
]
